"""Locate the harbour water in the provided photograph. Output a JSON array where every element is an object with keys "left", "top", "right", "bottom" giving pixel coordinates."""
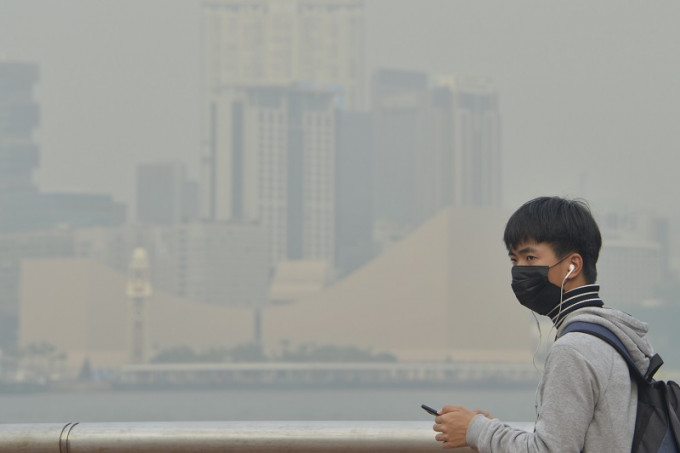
[{"left": 0, "top": 387, "right": 538, "bottom": 424}]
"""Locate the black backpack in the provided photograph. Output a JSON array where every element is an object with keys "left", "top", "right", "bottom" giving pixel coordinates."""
[{"left": 561, "top": 321, "right": 680, "bottom": 453}]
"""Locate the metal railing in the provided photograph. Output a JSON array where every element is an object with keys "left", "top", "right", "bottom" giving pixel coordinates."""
[{"left": 0, "top": 420, "right": 512, "bottom": 452}]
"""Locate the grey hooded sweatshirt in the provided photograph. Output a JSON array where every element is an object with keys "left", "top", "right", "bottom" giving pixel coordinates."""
[{"left": 466, "top": 305, "right": 655, "bottom": 452}]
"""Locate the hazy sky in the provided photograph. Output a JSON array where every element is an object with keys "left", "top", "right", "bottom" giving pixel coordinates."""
[{"left": 1, "top": 0, "right": 679, "bottom": 220}]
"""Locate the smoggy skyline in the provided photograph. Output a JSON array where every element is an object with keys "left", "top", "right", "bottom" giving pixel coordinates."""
[
  {"left": 1, "top": 0, "right": 679, "bottom": 223},
  {"left": 3, "top": 2, "right": 680, "bottom": 408}
]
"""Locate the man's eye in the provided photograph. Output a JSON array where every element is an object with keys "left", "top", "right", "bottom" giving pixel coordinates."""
[{"left": 526, "top": 256, "right": 536, "bottom": 261}]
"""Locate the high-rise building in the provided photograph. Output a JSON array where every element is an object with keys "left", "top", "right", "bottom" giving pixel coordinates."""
[
  {"left": 0, "top": 61, "right": 40, "bottom": 221},
  {"left": 201, "top": 0, "right": 366, "bottom": 111},
  {"left": 205, "top": 85, "right": 337, "bottom": 265},
  {"left": 371, "top": 69, "right": 431, "bottom": 233},
  {"left": 370, "top": 70, "right": 503, "bottom": 245},
  {"left": 136, "top": 162, "right": 199, "bottom": 225},
  {"left": 334, "top": 110, "right": 374, "bottom": 275},
  {"left": 201, "top": 0, "right": 365, "bottom": 268},
  {"left": 0, "top": 61, "right": 126, "bottom": 233},
  {"left": 431, "top": 76, "right": 502, "bottom": 208}
]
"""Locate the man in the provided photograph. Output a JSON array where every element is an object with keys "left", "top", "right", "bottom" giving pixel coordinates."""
[{"left": 433, "top": 196, "right": 656, "bottom": 451}]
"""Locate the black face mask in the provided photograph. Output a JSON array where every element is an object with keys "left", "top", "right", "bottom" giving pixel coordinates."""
[{"left": 511, "top": 265, "right": 563, "bottom": 317}]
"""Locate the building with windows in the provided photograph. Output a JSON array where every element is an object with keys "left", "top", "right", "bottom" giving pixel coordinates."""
[
  {"left": 0, "top": 192, "right": 126, "bottom": 233},
  {"left": 136, "top": 162, "right": 198, "bottom": 225},
  {"left": 334, "top": 110, "right": 374, "bottom": 275},
  {"left": 370, "top": 70, "right": 503, "bottom": 245},
  {"left": 201, "top": 1, "right": 366, "bottom": 270},
  {"left": 371, "top": 69, "right": 431, "bottom": 232},
  {"left": 202, "top": 0, "right": 366, "bottom": 267},
  {"left": 431, "top": 75, "right": 502, "bottom": 208},
  {"left": 0, "top": 61, "right": 40, "bottom": 229},
  {"left": 0, "top": 61, "right": 39, "bottom": 193},
  {"left": 201, "top": 0, "right": 366, "bottom": 111},
  {"left": 205, "top": 85, "right": 337, "bottom": 265},
  {"left": 0, "top": 61, "right": 126, "bottom": 233}
]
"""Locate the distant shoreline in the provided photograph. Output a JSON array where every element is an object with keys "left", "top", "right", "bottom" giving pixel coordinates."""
[
  {"left": 0, "top": 379, "right": 539, "bottom": 395},
  {"left": 2, "top": 360, "right": 544, "bottom": 394}
]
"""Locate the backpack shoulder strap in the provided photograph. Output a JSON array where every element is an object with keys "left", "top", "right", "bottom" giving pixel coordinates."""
[{"left": 560, "top": 321, "right": 663, "bottom": 383}]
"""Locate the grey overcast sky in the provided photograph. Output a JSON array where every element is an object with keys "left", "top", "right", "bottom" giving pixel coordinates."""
[{"left": 1, "top": 0, "right": 680, "bottom": 219}]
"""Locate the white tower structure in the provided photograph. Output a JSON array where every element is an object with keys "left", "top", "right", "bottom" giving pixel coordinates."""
[{"left": 126, "top": 248, "right": 152, "bottom": 364}]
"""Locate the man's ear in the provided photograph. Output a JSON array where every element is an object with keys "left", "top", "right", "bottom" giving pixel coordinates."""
[{"left": 567, "top": 253, "right": 584, "bottom": 280}]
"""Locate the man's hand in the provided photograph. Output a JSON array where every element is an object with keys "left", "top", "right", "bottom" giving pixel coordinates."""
[{"left": 432, "top": 405, "right": 481, "bottom": 449}]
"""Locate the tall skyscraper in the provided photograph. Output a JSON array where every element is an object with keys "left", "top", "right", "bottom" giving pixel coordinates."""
[
  {"left": 0, "top": 61, "right": 126, "bottom": 233},
  {"left": 371, "top": 69, "right": 431, "bottom": 232},
  {"left": 201, "top": 0, "right": 365, "bottom": 268},
  {"left": 0, "top": 61, "right": 40, "bottom": 211},
  {"left": 0, "top": 61, "right": 126, "bottom": 347},
  {"left": 334, "top": 110, "right": 374, "bottom": 275},
  {"left": 371, "top": 70, "right": 503, "bottom": 245},
  {"left": 205, "top": 85, "right": 337, "bottom": 264},
  {"left": 431, "top": 76, "right": 502, "bottom": 208},
  {"left": 201, "top": 0, "right": 366, "bottom": 111}
]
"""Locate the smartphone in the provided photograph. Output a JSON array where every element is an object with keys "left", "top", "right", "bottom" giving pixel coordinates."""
[{"left": 421, "top": 404, "right": 439, "bottom": 416}]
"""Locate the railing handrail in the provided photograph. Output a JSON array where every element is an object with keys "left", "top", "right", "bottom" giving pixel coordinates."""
[{"left": 0, "top": 420, "right": 532, "bottom": 452}]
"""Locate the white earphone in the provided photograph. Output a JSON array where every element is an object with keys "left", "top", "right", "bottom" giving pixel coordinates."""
[{"left": 564, "top": 263, "right": 576, "bottom": 281}]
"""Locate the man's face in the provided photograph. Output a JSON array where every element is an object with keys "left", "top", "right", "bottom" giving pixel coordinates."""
[{"left": 508, "top": 240, "right": 567, "bottom": 288}]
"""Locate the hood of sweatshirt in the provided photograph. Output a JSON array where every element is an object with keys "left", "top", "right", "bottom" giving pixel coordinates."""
[{"left": 557, "top": 305, "right": 655, "bottom": 377}]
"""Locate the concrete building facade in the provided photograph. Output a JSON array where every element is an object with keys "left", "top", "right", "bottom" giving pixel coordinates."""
[
  {"left": 136, "top": 162, "right": 199, "bottom": 225},
  {"left": 202, "top": 0, "right": 366, "bottom": 111},
  {"left": 0, "top": 61, "right": 39, "bottom": 198},
  {"left": 431, "top": 75, "right": 502, "bottom": 208},
  {"left": 370, "top": 70, "right": 503, "bottom": 246},
  {"left": 204, "top": 85, "right": 337, "bottom": 265}
]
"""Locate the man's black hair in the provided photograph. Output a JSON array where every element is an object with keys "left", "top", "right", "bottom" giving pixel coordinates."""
[{"left": 503, "top": 196, "right": 602, "bottom": 283}]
